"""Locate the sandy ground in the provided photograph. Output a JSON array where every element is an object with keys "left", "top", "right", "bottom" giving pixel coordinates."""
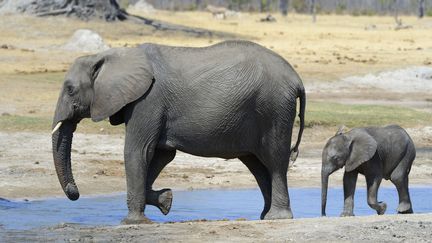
[
  {"left": 3, "top": 213, "right": 432, "bottom": 242},
  {"left": 0, "top": 10, "right": 431, "bottom": 242},
  {"left": 1, "top": 128, "right": 431, "bottom": 200}
]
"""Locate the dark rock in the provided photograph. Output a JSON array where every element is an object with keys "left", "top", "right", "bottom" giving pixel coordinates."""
[{"left": 260, "top": 14, "right": 276, "bottom": 22}]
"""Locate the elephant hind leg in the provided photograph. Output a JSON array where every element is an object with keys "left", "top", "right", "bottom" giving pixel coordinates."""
[
  {"left": 257, "top": 150, "right": 293, "bottom": 220},
  {"left": 239, "top": 155, "right": 271, "bottom": 219},
  {"left": 255, "top": 121, "right": 294, "bottom": 220},
  {"left": 146, "top": 149, "right": 176, "bottom": 215},
  {"left": 390, "top": 148, "right": 414, "bottom": 214},
  {"left": 264, "top": 164, "right": 293, "bottom": 220},
  {"left": 390, "top": 169, "right": 413, "bottom": 214},
  {"left": 391, "top": 176, "right": 413, "bottom": 214}
]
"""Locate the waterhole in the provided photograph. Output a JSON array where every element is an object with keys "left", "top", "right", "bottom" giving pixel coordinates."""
[{"left": 0, "top": 187, "right": 430, "bottom": 230}]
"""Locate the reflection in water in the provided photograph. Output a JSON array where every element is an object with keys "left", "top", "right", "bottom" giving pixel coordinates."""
[{"left": 0, "top": 187, "right": 430, "bottom": 230}]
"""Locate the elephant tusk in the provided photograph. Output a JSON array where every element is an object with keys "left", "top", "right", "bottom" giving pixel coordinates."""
[{"left": 51, "top": 122, "right": 63, "bottom": 135}]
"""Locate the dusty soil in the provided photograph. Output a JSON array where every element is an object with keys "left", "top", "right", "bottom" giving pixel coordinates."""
[
  {"left": 0, "top": 10, "right": 431, "bottom": 242},
  {"left": 3, "top": 213, "right": 432, "bottom": 242},
  {"left": 1, "top": 129, "right": 431, "bottom": 200}
]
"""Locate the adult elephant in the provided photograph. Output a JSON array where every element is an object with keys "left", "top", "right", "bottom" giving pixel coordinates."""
[{"left": 51, "top": 40, "right": 306, "bottom": 224}]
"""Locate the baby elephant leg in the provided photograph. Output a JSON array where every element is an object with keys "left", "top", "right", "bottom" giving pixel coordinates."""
[
  {"left": 390, "top": 154, "right": 414, "bottom": 214},
  {"left": 392, "top": 179, "right": 413, "bottom": 214},
  {"left": 340, "top": 171, "right": 358, "bottom": 217},
  {"left": 366, "top": 174, "right": 386, "bottom": 215},
  {"left": 390, "top": 173, "right": 413, "bottom": 213}
]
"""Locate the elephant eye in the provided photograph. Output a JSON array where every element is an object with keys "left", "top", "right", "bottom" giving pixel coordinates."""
[{"left": 66, "top": 84, "right": 75, "bottom": 96}]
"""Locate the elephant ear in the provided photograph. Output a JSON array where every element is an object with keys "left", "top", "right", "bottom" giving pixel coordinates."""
[
  {"left": 335, "top": 125, "right": 347, "bottom": 136},
  {"left": 90, "top": 48, "right": 154, "bottom": 122},
  {"left": 345, "top": 130, "right": 377, "bottom": 172}
]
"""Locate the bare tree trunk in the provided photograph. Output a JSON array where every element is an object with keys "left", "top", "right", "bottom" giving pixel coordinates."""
[
  {"left": 311, "top": 0, "right": 316, "bottom": 23},
  {"left": 1, "top": 0, "right": 229, "bottom": 37},
  {"left": 195, "top": 0, "right": 202, "bottom": 10},
  {"left": 419, "top": 0, "right": 425, "bottom": 18},
  {"left": 25, "top": 0, "right": 128, "bottom": 21},
  {"left": 393, "top": 0, "right": 402, "bottom": 26},
  {"left": 280, "top": 0, "right": 289, "bottom": 16}
]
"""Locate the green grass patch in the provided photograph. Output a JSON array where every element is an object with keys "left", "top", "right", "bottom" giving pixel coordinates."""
[
  {"left": 2, "top": 102, "right": 429, "bottom": 133},
  {"left": 1, "top": 72, "right": 66, "bottom": 84},
  {"left": 304, "top": 102, "right": 431, "bottom": 128},
  {"left": 0, "top": 115, "right": 51, "bottom": 132},
  {"left": 0, "top": 115, "right": 124, "bottom": 134}
]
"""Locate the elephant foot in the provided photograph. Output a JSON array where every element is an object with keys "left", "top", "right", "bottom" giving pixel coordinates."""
[
  {"left": 259, "top": 207, "right": 270, "bottom": 220},
  {"left": 155, "top": 188, "right": 173, "bottom": 215},
  {"left": 397, "top": 202, "right": 413, "bottom": 214},
  {"left": 121, "top": 214, "right": 153, "bottom": 225},
  {"left": 263, "top": 208, "right": 293, "bottom": 220},
  {"left": 377, "top": 202, "right": 387, "bottom": 215},
  {"left": 147, "top": 188, "right": 173, "bottom": 215},
  {"left": 340, "top": 211, "right": 355, "bottom": 217}
]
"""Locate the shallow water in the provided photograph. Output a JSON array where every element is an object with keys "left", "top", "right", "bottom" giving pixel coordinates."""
[{"left": 0, "top": 187, "right": 430, "bottom": 230}]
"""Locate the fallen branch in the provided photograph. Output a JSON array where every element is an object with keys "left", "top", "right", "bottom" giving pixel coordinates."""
[
  {"left": 36, "top": 7, "right": 72, "bottom": 17},
  {"left": 1, "top": 0, "right": 233, "bottom": 38},
  {"left": 127, "top": 14, "right": 215, "bottom": 37}
]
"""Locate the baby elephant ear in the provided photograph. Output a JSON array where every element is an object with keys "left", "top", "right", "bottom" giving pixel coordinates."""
[
  {"left": 345, "top": 130, "right": 377, "bottom": 172},
  {"left": 335, "top": 125, "right": 347, "bottom": 136},
  {"left": 90, "top": 48, "right": 154, "bottom": 122}
]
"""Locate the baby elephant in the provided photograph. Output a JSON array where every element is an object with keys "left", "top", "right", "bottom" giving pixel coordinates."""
[{"left": 321, "top": 125, "right": 415, "bottom": 217}]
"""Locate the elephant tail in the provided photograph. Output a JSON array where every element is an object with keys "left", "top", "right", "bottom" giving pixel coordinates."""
[{"left": 290, "top": 86, "right": 306, "bottom": 164}]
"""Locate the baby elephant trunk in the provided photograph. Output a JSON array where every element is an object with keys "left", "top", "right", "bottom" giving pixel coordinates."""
[{"left": 321, "top": 171, "right": 329, "bottom": 216}]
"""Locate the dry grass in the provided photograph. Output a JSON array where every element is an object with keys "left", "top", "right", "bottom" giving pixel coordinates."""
[
  {"left": 133, "top": 11, "right": 432, "bottom": 80},
  {"left": 0, "top": 72, "right": 123, "bottom": 134},
  {"left": 0, "top": 12, "right": 431, "bottom": 133},
  {"left": 1, "top": 12, "right": 432, "bottom": 80}
]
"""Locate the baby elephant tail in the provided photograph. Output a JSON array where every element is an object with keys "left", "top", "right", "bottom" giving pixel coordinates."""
[{"left": 290, "top": 86, "right": 306, "bottom": 164}]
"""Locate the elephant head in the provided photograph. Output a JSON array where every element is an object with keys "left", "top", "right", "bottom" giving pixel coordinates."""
[
  {"left": 321, "top": 126, "right": 377, "bottom": 216},
  {"left": 51, "top": 47, "right": 154, "bottom": 200}
]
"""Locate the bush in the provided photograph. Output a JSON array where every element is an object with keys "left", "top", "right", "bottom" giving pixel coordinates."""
[
  {"left": 292, "top": 0, "right": 307, "bottom": 13},
  {"left": 360, "top": 9, "right": 376, "bottom": 16},
  {"left": 335, "top": 3, "right": 346, "bottom": 15}
]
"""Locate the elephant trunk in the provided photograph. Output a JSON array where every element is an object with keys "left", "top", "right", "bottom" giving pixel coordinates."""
[
  {"left": 321, "top": 170, "right": 329, "bottom": 216},
  {"left": 52, "top": 119, "right": 79, "bottom": 201}
]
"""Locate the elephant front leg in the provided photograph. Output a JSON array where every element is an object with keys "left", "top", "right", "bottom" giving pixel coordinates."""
[
  {"left": 121, "top": 148, "right": 152, "bottom": 225},
  {"left": 340, "top": 171, "right": 358, "bottom": 217},
  {"left": 145, "top": 149, "right": 176, "bottom": 215},
  {"left": 366, "top": 173, "right": 386, "bottom": 215}
]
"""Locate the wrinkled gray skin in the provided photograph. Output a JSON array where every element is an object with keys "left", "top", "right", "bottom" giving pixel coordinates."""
[
  {"left": 52, "top": 40, "right": 306, "bottom": 224},
  {"left": 321, "top": 125, "right": 415, "bottom": 217}
]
